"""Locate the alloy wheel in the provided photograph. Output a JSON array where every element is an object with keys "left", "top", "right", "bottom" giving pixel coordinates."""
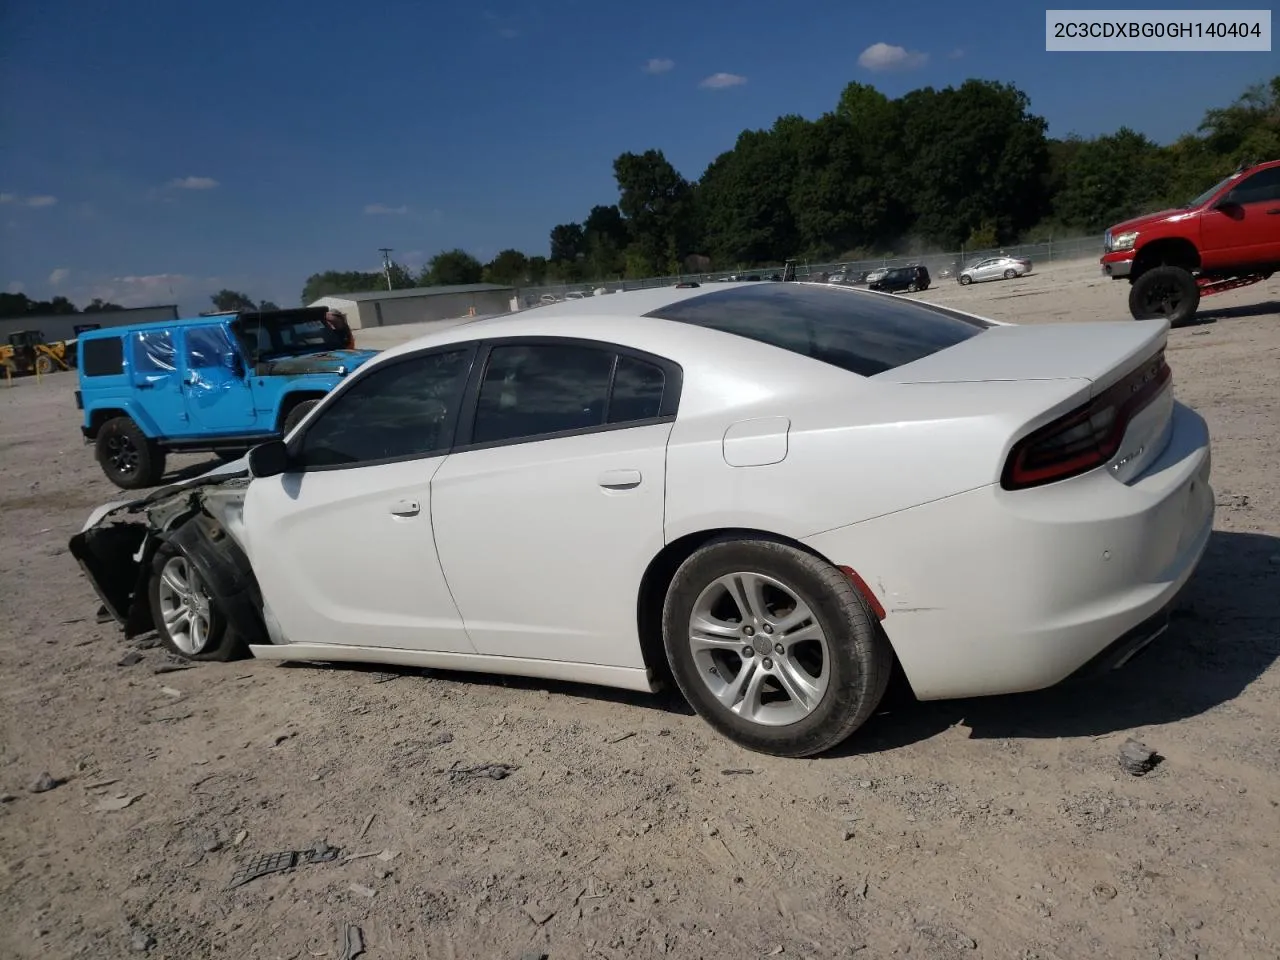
[{"left": 156, "top": 555, "right": 213, "bottom": 655}]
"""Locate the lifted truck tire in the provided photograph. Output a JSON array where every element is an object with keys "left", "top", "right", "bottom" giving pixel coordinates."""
[
  {"left": 96, "top": 416, "right": 166, "bottom": 490},
  {"left": 1129, "top": 265, "right": 1201, "bottom": 327}
]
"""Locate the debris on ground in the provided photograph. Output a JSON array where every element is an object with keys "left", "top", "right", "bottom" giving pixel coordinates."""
[
  {"left": 1118, "top": 738, "right": 1161, "bottom": 776},
  {"left": 522, "top": 901, "right": 556, "bottom": 925},
  {"left": 153, "top": 664, "right": 193, "bottom": 675},
  {"left": 358, "top": 813, "right": 375, "bottom": 839},
  {"left": 721, "top": 768, "right": 754, "bottom": 776},
  {"left": 519, "top": 952, "right": 549, "bottom": 960},
  {"left": 226, "top": 840, "right": 341, "bottom": 889},
  {"left": 159, "top": 687, "right": 183, "bottom": 699},
  {"left": 1092, "top": 882, "right": 1118, "bottom": 900},
  {"left": 0, "top": 793, "right": 15, "bottom": 803},
  {"left": 449, "top": 762, "right": 519, "bottom": 782},
  {"left": 340, "top": 925, "right": 366, "bottom": 960},
  {"left": 96, "top": 794, "right": 141, "bottom": 812},
  {"left": 117, "top": 652, "right": 144, "bottom": 667},
  {"left": 28, "top": 772, "right": 63, "bottom": 793},
  {"left": 348, "top": 883, "right": 377, "bottom": 898},
  {"left": 129, "top": 929, "right": 156, "bottom": 953}
]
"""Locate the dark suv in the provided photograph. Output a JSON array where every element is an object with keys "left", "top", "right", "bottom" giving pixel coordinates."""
[{"left": 869, "top": 265, "right": 930, "bottom": 294}]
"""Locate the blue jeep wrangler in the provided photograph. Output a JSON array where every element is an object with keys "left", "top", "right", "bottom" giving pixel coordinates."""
[{"left": 76, "top": 307, "right": 377, "bottom": 489}]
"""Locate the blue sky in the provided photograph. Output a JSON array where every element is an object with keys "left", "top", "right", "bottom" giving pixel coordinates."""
[{"left": 1, "top": 0, "right": 1273, "bottom": 313}]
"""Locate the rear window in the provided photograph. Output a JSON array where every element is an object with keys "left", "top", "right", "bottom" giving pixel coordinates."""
[
  {"left": 645, "top": 283, "right": 990, "bottom": 377},
  {"left": 80, "top": 336, "right": 124, "bottom": 377}
]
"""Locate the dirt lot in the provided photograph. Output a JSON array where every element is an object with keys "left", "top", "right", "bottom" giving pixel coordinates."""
[{"left": 1, "top": 259, "right": 1278, "bottom": 960}]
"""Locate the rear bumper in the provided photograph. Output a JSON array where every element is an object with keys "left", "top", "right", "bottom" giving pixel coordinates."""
[
  {"left": 1101, "top": 253, "right": 1134, "bottom": 278},
  {"left": 804, "top": 401, "right": 1214, "bottom": 700}
]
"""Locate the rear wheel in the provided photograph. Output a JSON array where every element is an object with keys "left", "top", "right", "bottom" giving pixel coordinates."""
[
  {"left": 96, "top": 417, "right": 166, "bottom": 489},
  {"left": 1003, "top": 269, "right": 1017, "bottom": 280},
  {"left": 1129, "top": 265, "right": 1200, "bottom": 327},
  {"left": 662, "top": 538, "right": 892, "bottom": 757},
  {"left": 35, "top": 354, "right": 55, "bottom": 375}
]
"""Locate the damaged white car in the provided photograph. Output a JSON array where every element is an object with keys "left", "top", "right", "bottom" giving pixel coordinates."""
[{"left": 71, "top": 282, "right": 1214, "bottom": 757}]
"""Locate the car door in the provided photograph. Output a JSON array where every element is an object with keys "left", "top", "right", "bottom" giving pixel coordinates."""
[
  {"left": 128, "top": 329, "right": 189, "bottom": 437},
  {"left": 179, "top": 323, "right": 258, "bottom": 432},
  {"left": 242, "top": 344, "right": 480, "bottom": 653},
  {"left": 430, "top": 338, "right": 680, "bottom": 669},
  {"left": 971, "top": 259, "right": 996, "bottom": 281},
  {"left": 1201, "top": 166, "right": 1280, "bottom": 268}
]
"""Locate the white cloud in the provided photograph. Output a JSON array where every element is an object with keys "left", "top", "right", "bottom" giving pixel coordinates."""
[
  {"left": 6, "top": 280, "right": 24, "bottom": 294},
  {"left": 643, "top": 58, "right": 674, "bottom": 74},
  {"left": 857, "top": 42, "right": 929, "bottom": 72},
  {"left": 364, "top": 203, "right": 409, "bottom": 215},
  {"left": 169, "top": 176, "right": 219, "bottom": 190},
  {"left": 1, "top": 192, "right": 58, "bottom": 207},
  {"left": 49, "top": 268, "right": 71, "bottom": 286},
  {"left": 948, "top": 47, "right": 965, "bottom": 59},
  {"left": 699, "top": 72, "right": 747, "bottom": 90}
]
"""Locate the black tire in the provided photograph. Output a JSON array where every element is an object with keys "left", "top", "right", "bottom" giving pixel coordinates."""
[
  {"left": 96, "top": 417, "right": 166, "bottom": 490},
  {"left": 282, "top": 398, "right": 320, "bottom": 436},
  {"left": 958, "top": 274, "right": 972, "bottom": 285},
  {"left": 35, "top": 354, "right": 55, "bottom": 375},
  {"left": 147, "top": 540, "right": 244, "bottom": 662},
  {"left": 661, "top": 538, "right": 892, "bottom": 757},
  {"left": 1003, "top": 269, "right": 1017, "bottom": 280},
  {"left": 1129, "top": 265, "right": 1201, "bottom": 327}
]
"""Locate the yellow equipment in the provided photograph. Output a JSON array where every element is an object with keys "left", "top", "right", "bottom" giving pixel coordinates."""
[{"left": 0, "top": 330, "right": 78, "bottom": 377}]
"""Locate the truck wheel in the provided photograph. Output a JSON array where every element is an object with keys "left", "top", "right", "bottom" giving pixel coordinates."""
[
  {"left": 96, "top": 417, "right": 166, "bottom": 490},
  {"left": 282, "top": 398, "right": 320, "bottom": 436},
  {"left": 1129, "top": 266, "right": 1200, "bottom": 327},
  {"left": 35, "top": 354, "right": 55, "bottom": 375}
]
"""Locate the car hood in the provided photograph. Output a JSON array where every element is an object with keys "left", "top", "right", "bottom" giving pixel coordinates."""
[
  {"left": 1108, "top": 207, "right": 1199, "bottom": 234},
  {"left": 261, "top": 349, "right": 378, "bottom": 376}
]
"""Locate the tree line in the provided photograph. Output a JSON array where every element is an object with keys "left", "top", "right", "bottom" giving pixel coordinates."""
[{"left": 0, "top": 293, "right": 126, "bottom": 320}]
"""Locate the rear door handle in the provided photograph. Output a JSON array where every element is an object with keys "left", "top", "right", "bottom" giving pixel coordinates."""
[
  {"left": 389, "top": 498, "right": 421, "bottom": 517},
  {"left": 598, "top": 469, "right": 642, "bottom": 490}
]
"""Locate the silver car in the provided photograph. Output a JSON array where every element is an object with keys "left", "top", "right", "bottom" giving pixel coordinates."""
[{"left": 958, "top": 256, "right": 1033, "bottom": 285}]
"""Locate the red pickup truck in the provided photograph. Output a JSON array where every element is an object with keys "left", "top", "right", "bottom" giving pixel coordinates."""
[{"left": 1100, "top": 158, "right": 1280, "bottom": 326}]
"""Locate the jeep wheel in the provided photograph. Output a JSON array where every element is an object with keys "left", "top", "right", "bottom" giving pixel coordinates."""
[
  {"left": 96, "top": 417, "right": 166, "bottom": 490},
  {"left": 1129, "top": 265, "right": 1200, "bottom": 327},
  {"left": 282, "top": 398, "right": 320, "bottom": 436}
]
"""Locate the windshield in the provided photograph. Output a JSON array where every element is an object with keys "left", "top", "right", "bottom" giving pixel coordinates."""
[
  {"left": 1185, "top": 173, "right": 1238, "bottom": 209},
  {"left": 233, "top": 314, "right": 347, "bottom": 360}
]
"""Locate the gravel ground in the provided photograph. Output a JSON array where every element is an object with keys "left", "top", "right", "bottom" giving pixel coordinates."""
[{"left": 1, "top": 259, "right": 1278, "bottom": 960}]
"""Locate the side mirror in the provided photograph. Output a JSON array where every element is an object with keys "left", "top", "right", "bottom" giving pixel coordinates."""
[
  {"left": 222, "top": 351, "right": 244, "bottom": 376},
  {"left": 247, "top": 439, "right": 291, "bottom": 479}
]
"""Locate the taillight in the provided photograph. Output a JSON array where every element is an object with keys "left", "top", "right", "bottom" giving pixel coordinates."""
[{"left": 1001, "top": 349, "right": 1171, "bottom": 490}]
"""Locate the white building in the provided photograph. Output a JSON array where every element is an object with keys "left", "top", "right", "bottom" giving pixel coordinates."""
[{"left": 309, "top": 283, "right": 515, "bottom": 330}]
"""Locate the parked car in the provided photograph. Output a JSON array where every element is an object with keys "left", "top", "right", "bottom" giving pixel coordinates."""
[
  {"left": 863, "top": 267, "right": 890, "bottom": 286},
  {"left": 1101, "top": 157, "right": 1280, "bottom": 326},
  {"left": 869, "top": 265, "right": 930, "bottom": 293},
  {"left": 958, "top": 256, "right": 1033, "bottom": 284},
  {"left": 75, "top": 308, "right": 378, "bottom": 490},
  {"left": 72, "top": 282, "right": 1212, "bottom": 758}
]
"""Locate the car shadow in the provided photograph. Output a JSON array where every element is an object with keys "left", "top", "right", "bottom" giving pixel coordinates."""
[
  {"left": 163, "top": 456, "right": 231, "bottom": 483},
  {"left": 827, "top": 529, "right": 1280, "bottom": 756},
  {"left": 1187, "top": 299, "right": 1280, "bottom": 325}
]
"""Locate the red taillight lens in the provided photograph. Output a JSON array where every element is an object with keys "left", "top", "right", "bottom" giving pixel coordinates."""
[{"left": 1002, "top": 350, "right": 1171, "bottom": 490}]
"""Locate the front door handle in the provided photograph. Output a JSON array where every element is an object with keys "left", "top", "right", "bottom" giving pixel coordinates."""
[
  {"left": 598, "top": 469, "right": 642, "bottom": 490},
  {"left": 1266, "top": 208, "right": 1280, "bottom": 215},
  {"left": 389, "top": 498, "right": 421, "bottom": 517}
]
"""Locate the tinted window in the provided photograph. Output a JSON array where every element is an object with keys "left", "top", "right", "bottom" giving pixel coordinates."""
[
  {"left": 81, "top": 336, "right": 124, "bottom": 377},
  {"left": 472, "top": 344, "right": 614, "bottom": 444},
  {"left": 646, "top": 283, "right": 989, "bottom": 377},
  {"left": 1227, "top": 167, "right": 1280, "bottom": 204},
  {"left": 609, "top": 355, "right": 665, "bottom": 423},
  {"left": 186, "top": 325, "right": 236, "bottom": 368},
  {"left": 133, "top": 330, "right": 176, "bottom": 380},
  {"left": 298, "top": 349, "right": 471, "bottom": 467}
]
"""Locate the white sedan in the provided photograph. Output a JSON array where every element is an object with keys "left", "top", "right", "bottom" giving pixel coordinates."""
[{"left": 71, "top": 282, "right": 1214, "bottom": 757}]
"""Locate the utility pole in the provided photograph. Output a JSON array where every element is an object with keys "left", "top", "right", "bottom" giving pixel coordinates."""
[{"left": 378, "top": 248, "right": 394, "bottom": 290}]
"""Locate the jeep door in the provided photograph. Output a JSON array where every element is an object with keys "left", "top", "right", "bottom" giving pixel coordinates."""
[
  {"left": 1201, "top": 165, "right": 1280, "bottom": 269},
  {"left": 179, "top": 324, "right": 258, "bottom": 432},
  {"left": 128, "top": 329, "right": 188, "bottom": 437}
]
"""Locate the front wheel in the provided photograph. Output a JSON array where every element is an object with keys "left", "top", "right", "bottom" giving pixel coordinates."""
[
  {"left": 958, "top": 274, "right": 972, "bottom": 285},
  {"left": 148, "top": 541, "right": 244, "bottom": 661},
  {"left": 1129, "top": 265, "right": 1200, "bottom": 327},
  {"left": 35, "top": 354, "right": 56, "bottom": 375},
  {"left": 282, "top": 398, "right": 321, "bottom": 436},
  {"left": 95, "top": 417, "right": 166, "bottom": 489},
  {"left": 661, "top": 539, "right": 892, "bottom": 757}
]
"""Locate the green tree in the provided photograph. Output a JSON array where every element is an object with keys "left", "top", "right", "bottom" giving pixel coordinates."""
[
  {"left": 257, "top": 300, "right": 281, "bottom": 312},
  {"left": 549, "top": 223, "right": 586, "bottom": 266},
  {"left": 484, "top": 249, "right": 530, "bottom": 285},
  {"left": 613, "top": 149, "right": 696, "bottom": 274},
  {"left": 210, "top": 289, "right": 258, "bottom": 313},
  {"left": 422, "top": 249, "right": 483, "bottom": 286},
  {"left": 83, "top": 298, "right": 124, "bottom": 313},
  {"left": 300, "top": 270, "right": 386, "bottom": 304},
  {"left": 1050, "top": 128, "right": 1170, "bottom": 231},
  {"left": 700, "top": 120, "right": 802, "bottom": 263}
]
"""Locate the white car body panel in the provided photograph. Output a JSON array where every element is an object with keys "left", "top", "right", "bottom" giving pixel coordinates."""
[{"left": 430, "top": 423, "right": 672, "bottom": 667}]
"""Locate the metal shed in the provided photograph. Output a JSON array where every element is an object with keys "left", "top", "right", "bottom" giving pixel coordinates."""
[{"left": 308, "top": 284, "right": 515, "bottom": 330}]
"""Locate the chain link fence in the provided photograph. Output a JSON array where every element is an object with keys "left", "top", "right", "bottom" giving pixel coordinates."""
[{"left": 512, "top": 235, "right": 1102, "bottom": 307}]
